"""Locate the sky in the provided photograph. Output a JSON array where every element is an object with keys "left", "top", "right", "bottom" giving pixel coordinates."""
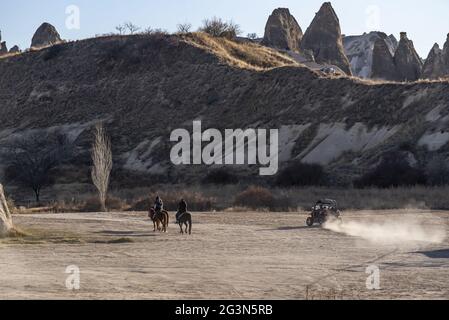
[{"left": 1, "top": 0, "right": 449, "bottom": 57}]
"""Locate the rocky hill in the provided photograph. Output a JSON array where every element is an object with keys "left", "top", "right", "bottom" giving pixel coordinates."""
[{"left": 0, "top": 33, "right": 449, "bottom": 187}]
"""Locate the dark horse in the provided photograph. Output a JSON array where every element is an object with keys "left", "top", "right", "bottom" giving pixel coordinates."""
[
  {"left": 148, "top": 208, "right": 169, "bottom": 233},
  {"left": 177, "top": 212, "right": 192, "bottom": 235}
]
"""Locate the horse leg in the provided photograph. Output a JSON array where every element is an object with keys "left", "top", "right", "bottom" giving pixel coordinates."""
[
  {"left": 179, "top": 223, "right": 183, "bottom": 234},
  {"left": 188, "top": 219, "right": 192, "bottom": 235},
  {"left": 153, "top": 221, "right": 156, "bottom": 232}
]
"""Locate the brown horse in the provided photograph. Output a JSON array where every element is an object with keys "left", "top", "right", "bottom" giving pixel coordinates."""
[
  {"left": 148, "top": 208, "right": 169, "bottom": 233},
  {"left": 177, "top": 212, "right": 192, "bottom": 235}
]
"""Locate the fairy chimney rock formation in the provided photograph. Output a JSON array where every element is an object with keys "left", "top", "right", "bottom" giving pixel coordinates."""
[
  {"left": 300, "top": 2, "right": 352, "bottom": 75},
  {"left": 422, "top": 34, "right": 449, "bottom": 79},
  {"left": 371, "top": 38, "right": 398, "bottom": 81},
  {"left": 393, "top": 32, "right": 423, "bottom": 81},
  {"left": 31, "top": 22, "right": 62, "bottom": 48},
  {"left": 262, "top": 8, "right": 303, "bottom": 51}
]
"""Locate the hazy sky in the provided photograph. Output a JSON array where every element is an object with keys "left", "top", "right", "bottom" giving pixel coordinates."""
[{"left": 1, "top": 0, "right": 449, "bottom": 57}]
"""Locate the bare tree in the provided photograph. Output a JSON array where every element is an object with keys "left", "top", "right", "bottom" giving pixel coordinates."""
[
  {"left": 227, "top": 21, "right": 242, "bottom": 37},
  {"left": 143, "top": 26, "right": 154, "bottom": 35},
  {"left": 177, "top": 23, "right": 192, "bottom": 34},
  {"left": 4, "top": 132, "right": 72, "bottom": 203},
  {"left": 115, "top": 24, "right": 126, "bottom": 35},
  {"left": 125, "top": 22, "right": 141, "bottom": 35},
  {"left": 0, "top": 183, "right": 14, "bottom": 237},
  {"left": 91, "top": 123, "right": 113, "bottom": 212}
]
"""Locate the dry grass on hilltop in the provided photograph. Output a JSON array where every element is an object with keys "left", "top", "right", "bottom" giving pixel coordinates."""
[{"left": 182, "top": 32, "right": 300, "bottom": 71}]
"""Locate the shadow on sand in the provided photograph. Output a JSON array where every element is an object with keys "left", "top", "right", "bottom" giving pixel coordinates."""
[
  {"left": 257, "top": 226, "right": 317, "bottom": 232},
  {"left": 96, "top": 230, "right": 156, "bottom": 237},
  {"left": 417, "top": 249, "right": 449, "bottom": 259}
]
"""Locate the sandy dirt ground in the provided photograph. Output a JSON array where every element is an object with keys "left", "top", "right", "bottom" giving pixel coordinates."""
[{"left": 0, "top": 210, "right": 448, "bottom": 300}]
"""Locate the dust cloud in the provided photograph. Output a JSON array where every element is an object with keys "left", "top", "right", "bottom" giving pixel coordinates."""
[{"left": 324, "top": 216, "right": 446, "bottom": 245}]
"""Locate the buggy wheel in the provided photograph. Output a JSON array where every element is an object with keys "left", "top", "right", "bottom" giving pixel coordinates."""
[
  {"left": 318, "top": 216, "right": 326, "bottom": 226},
  {"left": 306, "top": 217, "right": 314, "bottom": 227}
]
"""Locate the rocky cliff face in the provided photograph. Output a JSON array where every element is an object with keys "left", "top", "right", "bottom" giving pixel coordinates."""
[
  {"left": 262, "top": 8, "right": 303, "bottom": 51},
  {"left": 300, "top": 2, "right": 352, "bottom": 75},
  {"left": 422, "top": 34, "right": 449, "bottom": 79},
  {"left": 1, "top": 33, "right": 448, "bottom": 185},
  {"left": 343, "top": 32, "right": 398, "bottom": 78},
  {"left": 371, "top": 38, "right": 398, "bottom": 81},
  {"left": 394, "top": 32, "right": 423, "bottom": 81},
  {"left": 31, "top": 23, "right": 62, "bottom": 48}
]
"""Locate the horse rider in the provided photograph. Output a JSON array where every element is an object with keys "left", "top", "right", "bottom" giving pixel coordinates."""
[
  {"left": 176, "top": 198, "right": 187, "bottom": 223},
  {"left": 154, "top": 195, "right": 164, "bottom": 218}
]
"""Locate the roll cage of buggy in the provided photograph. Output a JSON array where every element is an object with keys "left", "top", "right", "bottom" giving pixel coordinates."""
[{"left": 306, "top": 199, "right": 342, "bottom": 227}]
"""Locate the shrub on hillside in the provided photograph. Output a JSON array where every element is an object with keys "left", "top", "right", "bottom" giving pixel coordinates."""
[
  {"left": 234, "top": 186, "right": 275, "bottom": 210},
  {"left": 203, "top": 168, "right": 239, "bottom": 185},
  {"left": 275, "top": 162, "right": 326, "bottom": 187},
  {"left": 426, "top": 156, "right": 449, "bottom": 186},
  {"left": 354, "top": 155, "right": 426, "bottom": 188},
  {"left": 199, "top": 17, "right": 241, "bottom": 38}
]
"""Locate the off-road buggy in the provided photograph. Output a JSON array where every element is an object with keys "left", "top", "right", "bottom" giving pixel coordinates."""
[{"left": 306, "top": 199, "right": 342, "bottom": 227}]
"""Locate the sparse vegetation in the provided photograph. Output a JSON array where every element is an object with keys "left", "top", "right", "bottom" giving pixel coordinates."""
[
  {"left": 177, "top": 23, "right": 192, "bottom": 34},
  {"left": 124, "top": 22, "right": 140, "bottom": 35},
  {"left": 130, "top": 191, "right": 215, "bottom": 212},
  {"left": 234, "top": 186, "right": 275, "bottom": 210},
  {"left": 115, "top": 24, "right": 126, "bottom": 35},
  {"left": 182, "top": 32, "right": 298, "bottom": 70}
]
